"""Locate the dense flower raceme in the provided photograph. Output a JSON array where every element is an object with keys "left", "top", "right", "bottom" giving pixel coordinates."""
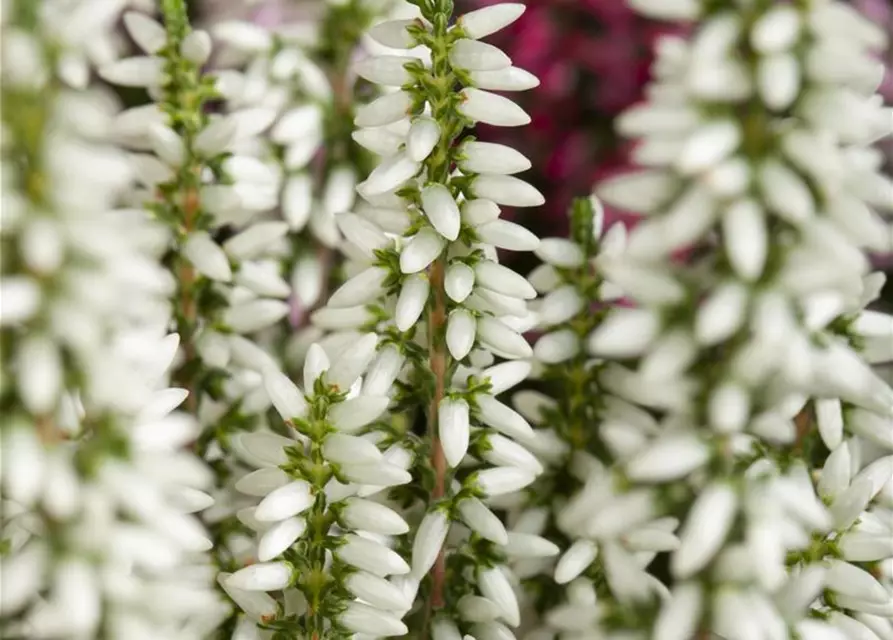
[
  {"left": 585, "top": 0, "right": 893, "bottom": 637},
  {"left": 221, "top": 0, "right": 551, "bottom": 636},
  {"left": 0, "top": 1, "right": 225, "bottom": 638},
  {"left": 98, "top": 2, "right": 309, "bottom": 621}
]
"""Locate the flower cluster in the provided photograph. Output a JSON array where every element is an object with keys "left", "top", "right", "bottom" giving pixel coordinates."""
[
  {"left": 585, "top": 0, "right": 893, "bottom": 637},
  {"left": 1, "top": 0, "right": 224, "bottom": 637}
]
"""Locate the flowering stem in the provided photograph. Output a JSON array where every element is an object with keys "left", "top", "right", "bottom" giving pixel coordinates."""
[
  {"left": 427, "top": 255, "right": 449, "bottom": 609},
  {"left": 159, "top": 0, "right": 207, "bottom": 411}
]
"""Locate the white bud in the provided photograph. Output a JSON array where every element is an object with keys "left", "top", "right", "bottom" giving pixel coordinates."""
[
  {"left": 555, "top": 540, "right": 598, "bottom": 585},
  {"left": 257, "top": 517, "right": 307, "bottom": 561},
  {"left": 446, "top": 309, "right": 476, "bottom": 361},
  {"left": 759, "top": 159, "right": 815, "bottom": 223},
  {"left": 329, "top": 395, "right": 390, "bottom": 433},
  {"left": 476, "top": 220, "right": 540, "bottom": 251},
  {"left": 227, "top": 562, "right": 293, "bottom": 591},
  {"left": 100, "top": 56, "right": 163, "bottom": 87},
  {"left": 588, "top": 308, "right": 660, "bottom": 358},
  {"left": 355, "top": 55, "right": 415, "bottom": 86},
  {"left": 224, "top": 299, "right": 290, "bottom": 333},
  {"left": 422, "top": 184, "right": 461, "bottom": 240},
  {"left": 327, "top": 333, "right": 379, "bottom": 390},
  {"left": 462, "top": 199, "right": 502, "bottom": 226},
  {"left": 504, "top": 532, "right": 560, "bottom": 558},
  {"left": 450, "top": 39, "right": 511, "bottom": 71},
  {"left": 483, "top": 433, "right": 542, "bottom": 475},
  {"left": 481, "top": 361, "right": 531, "bottom": 395},
  {"left": 412, "top": 511, "right": 450, "bottom": 576},
  {"left": 723, "top": 198, "right": 767, "bottom": 281},
  {"left": 440, "top": 398, "right": 471, "bottom": 467},
  {"left": 338, "top": 534, "right": 410, "bottom": 577},
  {"left": 475, "top": 466, "right": 536, "bottom": 496},
  {"left": 223, "top": 222, "right": 290, "bottom": 260},
  {"left": 676, "top": 121, "right": 740, "bottom": 175},
  {"left": 469, "top": 66, "right": 540, "bottom": 91},
  {"left": 323, "top": 433, "right": 382, "bottom": 465},
  {"left": 459, "top": 88, "right": 530, "bottom": 127},
  {"left": 328, "top": 266, "right": 389, "bottom": 308},
  {"left": 184, "top": 232, "right": 232, "bottom": 282},
  {"left": 341, "top": 497, "right": 409, "bottom": 535},
  {"left": 400, "top": 227, "right": 446, "bottom": 274},
  {"left": 478, "top": 567, "right": 520, "bottom": 627},
  {"left": 356, "top": 90, "right": 414, "bottom": 127},
  {"left": 345, "top": 571, "right": 409, "bottom": 612},
  {"left": 477, "top": 316, "right": 532, "bottom": 359},
  {"left": 475, "top": 261, "right": 535, "bottom": 300},
  {"left": 362, "top": 153, "right": 420, "bottom": 195},
  {"left": 459, "top": 4, "right": 525, "bottom": 39},
  {"left": 368, "top": 19, "right": 417, "bottom": 49},
  {"left": 395, "top": 275, "right": 430, "bottom": 331},
  {"left": 751, "top": 6, "right": 801, "bottom": 53},
  {"left": 758, "top": 53, "right": 801, "bottom": 111},
  {"left": 626, "top": 434, "right": 710, "bottom": 482},
  {"left": 263, "top": 369, "right": 308, "bottom": 422},
  {"left": 476, "top": 395, "right": 534, "bottom": 441},
  {"left": 303, "top": 343, "right": 330, "bottom": 389},
  {"left": 255, "top": 481, "right": 314, "bottom": 522},
  {"left": 339, "top": 601, "right": 408, "bottom": 637},
  {"left": 446, "top": 262, "right": 476, "bottom": 302},
  {"left": 672, "top": 483, "right": 738, "bottom": 578},
  {"left": 695, "top": 281, "right": 748, "bottom": 346},
  {"left": 123, "top": 12, "right": 166, "bottom": 54},
  {"left": 459, "top": 141, "right": 530, "bottom": 175},
  {"left": 235, "top": 468, "right": 290, "bottom": 497},
  {"left": 181, "top": 30, "right": 212, "bottom": 65},
  {"left": 280, "top": 174, "right": 313, "bottom": 230},
  {"left": 407, "top": 116, "right": 440, "bottom": 162},
  {"left": 457, "top": 497, "right": 508, "bottom": 544},
  {"left": 472, "top": 174, "right": 544, "bottom": 207},
  {"left": 362, "top": 345, "right": 405, "bottom": 397}
]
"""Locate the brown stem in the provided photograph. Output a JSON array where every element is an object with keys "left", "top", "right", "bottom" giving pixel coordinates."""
[
  {"left": 427, "top": 256, "right": 449, "bottom": 612},
  {"left": 175, "top": 183, "right": 200, "bottom": 413}
]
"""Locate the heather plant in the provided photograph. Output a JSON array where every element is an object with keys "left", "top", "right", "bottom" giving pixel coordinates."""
[{"left": 0, "top": 0, "right": 891, "bottom": 639}]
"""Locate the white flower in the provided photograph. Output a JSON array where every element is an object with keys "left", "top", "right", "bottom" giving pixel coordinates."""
[
  {"left": 672, "top": 483, "right": 738, "bottom": 578},
  {"left": 400, "top": 227, "right": 447, "bottom": 274},
  {"left": 395, "top": 275, "right": 431, "bottom": 331},
  {"left": 257, "top": 517, "right": 307, "bottom": 561},
  {"left": 263, "top": 369, "right": 308, "bottom": 423},
  {"left": 450, "top": 39, "right": 511, "bottom": 71},
  {"left": 457, "top": 498, "right": 508, "bottom": 544},
  {"left": 458, "top": 88, "right": 530, "bottom": 127},
  {"left": 407, "top": 116, "right": 441, "bottom": 162},
  {"left": 445, "top": 262, "right": 476, "bottom": 302},
  {"left": 327, "top": 333, "right": 380, "bottom": 390},
  {"left": 446, "top": 309, "right": 476, "bottom": 361},
  {"left": 458, "top": 4, "right": 526, "bottom": 40},
  {"left": 469, "top": 66, "right": 540, "bottom": 91},
  {"left": 439, "top": 398, "right": 471, "bottom": 467},
  {"left": 411, "top": 510, "right": 450, "bottom": 577},
  {"left": 355, "top": 55, "right": 416, "bottom": 86},
  {"left": 554, "top": 540, "right": 598, "bottom": 585},
  {"left": 477, "top": 567, "right": 520, "bottom": 627},
  {"left": 339, "top": 601, "right": 408, "bottom": 636},
  {"left": 227, "top": 562, "right": 293, "bottom": 592},
  {"left": 472, "top": 174, "right": 544, "bottom": 207},
  {"left": 255, "top": 481, "right": 314, "bottom": 522},
  {"left": 328, "top": 396, "right": 390, "bottom": 433},
  {"left": 475, "top": 466, "right": 536, "bottom": 496},
  {"left": 340, "top": 497, "right": 409, "bottom": 535},
  {"left": 337, "top": 534, "right": 411, "bottom": 577}
]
